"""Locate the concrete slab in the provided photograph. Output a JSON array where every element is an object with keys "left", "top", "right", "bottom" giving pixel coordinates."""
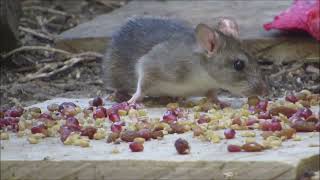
[
  {"left": 55, "top": 0, "right": 319, "bottom": 64},
  {"left": 1, "top": 98, "right": 320, "bottom": 180}
]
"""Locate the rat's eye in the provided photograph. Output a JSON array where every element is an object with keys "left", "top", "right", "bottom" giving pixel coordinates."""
[{"left": 234, "top": 59, "right": 245, "bottom": 71}]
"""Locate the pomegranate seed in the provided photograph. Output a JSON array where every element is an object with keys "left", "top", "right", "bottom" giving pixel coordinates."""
[
  {"left": 111, "top": 122, "right": 123, "bottom": 133},
  {"left": 197, "top": 115, "right": 210, "bottom": 124},
  {"left": 170, "top": 123, "right": 185, "bottom": 134},
  {"left": 121, "top": 130, "right": 139, "bottom": 142},
  {"left": 232, "top": 117, "right": 242, "bottom": 126},
  {"left": 58, "top": 102, "right": 76, "bottom": 112},
  {"left": 47, "top": 104, "right": 59, "bottom": 112},
  {"left": 66, "top": 117, "right": 81, "bottom": 131},
  {"left": 81, "top": 127, "right": 97, "bottom": 139},
  {"left": 260, "top": 120, "right": 272, "bottom": 131},
  {"left": 109, "top": 112, "right": 120, "bottom": 122},
  {"left": 242, "top": 142, "right": 264, "bottom": 152},
  {"left": 269, "top": 106, "right": 297, "bottom": 118},
  {"left": 285, "top": 92, "right": 298, "bottom": 103},
  {"left": 151, "top": 130, "right": 164, "bottom": 139},
  {"left": 224, "top": 129, "right": 236, "bottom": 139},
  {"left": 174, "top": 138, "right": 190, "bottom": 154},
  {"left": 39, "top": 113, "right": 53, "bottom": 120},
  {"left": 270, "top": 121, "right": 282, "bottom": 132},
  {"left": 129, "top": 142, "right": 144, "bottom": 152},
  {"left": 31, "top": 124, "right": 48, "bottom": 136},
  {"left": 246, "top": 118, "right": 259, "bottom": 126},
  {"left": 59, "top": 125, "right": 72, "bottom": 142},
  {"left": 257, "top": 111, "right": 271, "bottom": 119},
  {"left": 106, "top": 132, "right": 120, "bottom": 143},
  {"left": 291, "top": 119, "right": 316, "bottom": 132},
  {"left": 174, "top": 108, "right": 185, "bottom": 118},
  {"left": 256, "top": 100, "right": 268, "bottom": 112},
  {"left": 112, "top": 102, "right": 130, "bottom": 112},
  {"left": 138, "top": 129, "right": 152, "bottom": 140},
  {"left": 91, "top": 97, "right": 103, "bottom": 107},
  {"left": 227, "top": 145, "right": 242, "bottom": 152},
  {"left": 61, "top": 107, "right": 77, "bottom": 117},
  {"left": 5, "top": 107, "right": 24, "bottom": 117},
  {"left": 93, "top": 107, "right": 106, "bottom": 119},
  {"left": 162, "top": 110, "right": 177, "bottom": 124},
  {"left": 298, "top": 108, "right": 313, "bottom": 119}
]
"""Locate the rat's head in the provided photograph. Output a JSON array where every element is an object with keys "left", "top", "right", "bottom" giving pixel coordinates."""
[{"left": 194, "top": 18, "right": 268, "bottom": 97}]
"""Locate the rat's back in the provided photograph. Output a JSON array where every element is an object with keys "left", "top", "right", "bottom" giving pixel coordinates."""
[{"left": 103, "top": 16, "right": 194, "bottom": 92}]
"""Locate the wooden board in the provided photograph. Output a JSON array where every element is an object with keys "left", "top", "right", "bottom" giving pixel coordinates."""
[
  {"left": 1, "top": 98, "right": 320, "bottom": 180},
  {"left": 55, "top": 0, "right": 319, "bottom": 64}
]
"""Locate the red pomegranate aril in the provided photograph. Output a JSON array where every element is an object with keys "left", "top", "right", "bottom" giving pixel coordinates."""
[
  {"left": 175, "top": 138, "right": 190, "bottom": 154},
  {"left": 138, "top": 129, "right": 152, "bottom": 140},
  {"left": 174, "top": 108, "right": 185, "bottom": 118},
  {"left": 227, "top": 144, "right": 242, "bottom": 152},
  {"left": 59, "top": 125, "right": 72, "bottom": 142},
  {"left": 111, "top": 122, "right": 123, "bottom": 133},
  {"left": 257, "top": 111, "right": 271, "bottom": 119},
  {"left": 224, "top": 128, "right": 236, "bottom": 139},
  {"left": 47, "top": 103, "right": 59, "bottom": 112},
  {"left": 31, "top": 124, "right": 48, "bottom": 135},
  {"left": 66, "top": 117, "right": 80, "bottom": 129},
  {"left": 260, "top": 120, "right": 272, "bottom": 131},
  {"left": 162, "top": 110, "right": 177, "bottom": 124},
  {"left": 39, "top": 113, "right": 53, "bottom": 120},
  {"left": 255, "top": 100, "right": 268, "bottom": 112},
  {"left": 197, "top": 115, "right": 210, "bottom": 124},
  {"left": 246, "top": 118, "right": 259, "bottom": 126},
  {"left": 291, "top": 119, "right": 316, "bottom": 132},
  {"left": 109, "top": 112, "right": 120, "bottom": 122},
  {"left": 62, "top": 107, "right": 77, "bottom": 117},
  {"left": 121, "top": 130, "right": 139, "bottom": 142},
  {"left": 129, "top": 142, "right": 144, "bottom": 152},
  {"left": 232, "top": 117, "right": 242, "bottom": 126},
  {"left": 112, "top": 102, "right": 130, "bottom": 112},
  {"left": 93, "top": 108, "right": 106, "bottom": 119},
  {"left": 91, "top": 97, "right": 103, "bottom": 107},
  {"left": 285, "top": 92, "right": 298, "bottom": 103},
  {"left": 299, "top": 108, "right": 313, "bottom": 119},
  {"left": 81, "top": 127, "right": 97, "bottom": 139},
  {"left": 270, "top": 121, "right": 282, "bottom": 132},
  {"left": 59, "top": 102, "right": 76, "bottom": 111},
  {"left": 5, "top": 108, "right": 24, "bottom": 117}
]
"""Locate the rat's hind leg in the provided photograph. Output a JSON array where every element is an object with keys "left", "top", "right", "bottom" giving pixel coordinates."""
[{"left": 127, "top": 66, "right": 150, "bottom": 104}]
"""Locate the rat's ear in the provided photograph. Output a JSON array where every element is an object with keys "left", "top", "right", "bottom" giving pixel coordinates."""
[
  {"left": 217, "top": 17, "right": 239, "bottom": 39},
  {"left": 195, "top": 23, "right": 219, "bottom": 57}
]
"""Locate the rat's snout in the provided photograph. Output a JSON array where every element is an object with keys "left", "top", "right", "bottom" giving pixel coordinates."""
[{"left": 242, "top": 76, "right": 270, "bottom": 97}]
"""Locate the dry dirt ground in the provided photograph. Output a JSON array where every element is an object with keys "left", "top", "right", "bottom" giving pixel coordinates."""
[{"left": 0, "top": 0, "right": 319, "bottom": 109}]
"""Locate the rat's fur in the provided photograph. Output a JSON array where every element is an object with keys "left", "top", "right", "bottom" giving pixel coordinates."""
[{"left": 102, "top": 16, "right": 267, "bottom": 101}]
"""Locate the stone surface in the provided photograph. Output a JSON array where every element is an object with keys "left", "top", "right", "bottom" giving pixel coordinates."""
[
  {"left": 1, "top": 97, "right": 320, "bottom": 180},
  {"left": 55, "top": 0, "right": 319, "bottom": 63}
]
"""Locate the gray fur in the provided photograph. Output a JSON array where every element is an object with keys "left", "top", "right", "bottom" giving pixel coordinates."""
[{"left": 102, "top": 16, "right": 267, "bottom": 98}]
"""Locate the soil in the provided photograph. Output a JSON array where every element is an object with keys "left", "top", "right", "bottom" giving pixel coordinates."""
[{"left": 0, "top": 0, "right": 319, "bottom": 109}]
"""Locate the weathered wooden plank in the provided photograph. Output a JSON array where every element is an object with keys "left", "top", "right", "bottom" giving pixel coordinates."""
[
  {"left": 55, "top": 0, "right": 319, "bottom": 63},
  {"left": 1, "top": 98, "right": 319, "bottom": 180}
]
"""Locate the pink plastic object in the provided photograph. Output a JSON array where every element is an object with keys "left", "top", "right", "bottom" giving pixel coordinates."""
[{"left": 264, "top": 0, "right": 320, "bottom": 41}]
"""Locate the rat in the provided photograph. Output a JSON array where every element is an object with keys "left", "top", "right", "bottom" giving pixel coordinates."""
[{"left": 102, "top": 16, "right": 268, "bottom": 105}]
